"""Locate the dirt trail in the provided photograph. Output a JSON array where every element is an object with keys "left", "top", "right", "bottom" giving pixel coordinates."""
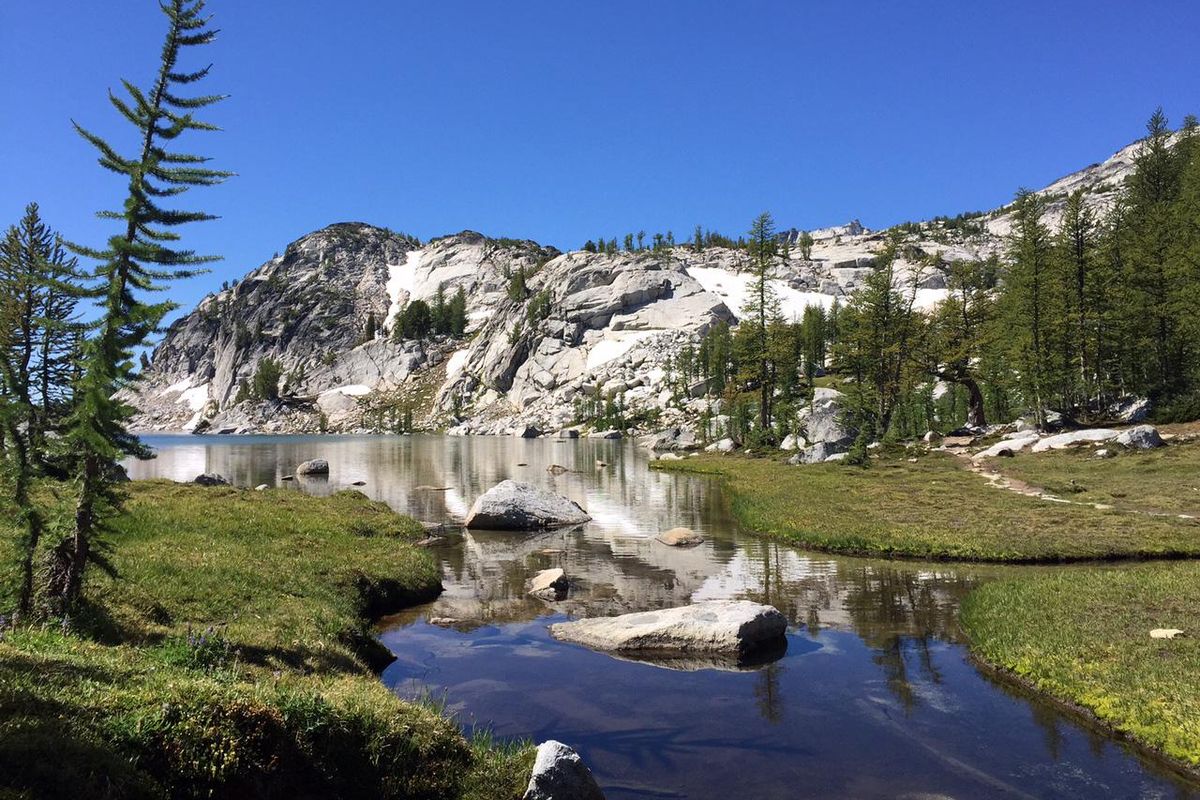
[{"left": 946, "top": 447, "right": 1197, "bottom": 522}]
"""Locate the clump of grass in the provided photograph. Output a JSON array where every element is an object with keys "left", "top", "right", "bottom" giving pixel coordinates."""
[
  {"left": 655, "top": 453, "right": 1200, "bottom": 562},
  {"left": 0, "top": 482, "right": 531, "bottom": 799},
  {"left": 961, "top": 562, "right": 1200, "bottom": 771}
]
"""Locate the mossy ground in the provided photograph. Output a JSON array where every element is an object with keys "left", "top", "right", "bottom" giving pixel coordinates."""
[
  {"left": 0, "top": 481, "right": 532, "bottom": 800},
  {"left": 654, "top": 451, "right": 1200, "bottom": 561}
]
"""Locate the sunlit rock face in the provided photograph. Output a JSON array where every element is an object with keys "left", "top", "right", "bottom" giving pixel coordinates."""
[{"left": 127, "top": 135, "right": 1149, "bottom": 436}]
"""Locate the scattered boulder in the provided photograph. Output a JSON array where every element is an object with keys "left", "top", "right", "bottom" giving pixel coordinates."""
[
  {"left": 193, "top": 473, "right": 230, "bottom": 486},
  {"left": 523, "top": 740, "right": 605, "bottom": 800},
  {"left": 295, "top": 458, "right": 330, "bottom": 476},
  {"left": 1093, "top": 448, "right": 1115, "bottom": 459},
  {"left": 254, "top": 483, "right": 269, "bottom": 491},
  {"left": 1114, "top": 424, "right": 1164, "bottom": 450},
  {"left": 792, "top": 442, "right": 834, "bottom": 465},
  {"left": 590, "top": 429, "right": 622, "bottom": 440},
  {"left": 973, "top": 434, "right": 1038, "bottom": 460},
  {"left": 1031, "top": 429, "right": 1119, "bottom": 453},
  {"left": 528, "top": 568, "right": 569, "bottom": 600},
  {"left": 547, "top": 464, "right": 571, "bottom": 475},
  {"left": 558, "top": 428, "right": 580, "bottom": 440},
  {"left": 640, "top": 426, "right": 699, "bottom": 452},
  {"left": 655, "top": 452, "right": 684, "bottom": 462},
  {"left": 464, "top": 480, "right": 591, "bottom": 530},
  {"left": 824, "top": 452, "right": 848, "bottom": 462},
  {"left": 414, "top": 536, "right": 445, "bottom": 548},
  {"left": 1116, "top": 397, "right": 1151, "bottom": 423},
  {"left": 705, "top": 438, "right": 735, "bottom": 453},
  {"left": 549, "top": 600, "right": 786, "bottom": 656},
  {"left": 514, "top": 425, "right": 543, "bottom": 439},
  {"left": 799, "top": 388, "right": 854, "bottom": 449},
  {"left": 779, "top": 433, "right": 805, "bottom": 452},
  {"left": 655, "top": 527, "right": 703, "bottom": 547}
]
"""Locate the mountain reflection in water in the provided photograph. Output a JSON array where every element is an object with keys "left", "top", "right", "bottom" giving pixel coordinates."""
[{"left": 129, "top": 434, "right": 1200, "bottom": 800}]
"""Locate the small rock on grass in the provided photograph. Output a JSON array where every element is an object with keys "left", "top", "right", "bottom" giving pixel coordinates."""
[
  {"left": 1150, "top": 628, "right": 1185, "bottom": 639},
  {"left": 193, "top": 473, "right": 229, "bottom": 486}
]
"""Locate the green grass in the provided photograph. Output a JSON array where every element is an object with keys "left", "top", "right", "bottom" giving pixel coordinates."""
[
  {"left": 961, "top": 563, "right": 1200, "bottom": 770},
  {"left": 0, "top": 481, "right": 533, "bottom": 800},
  {"left": 982, "top": 441, "right": 1200, "bottom": 518},
  {"left": 654, "top": 453, "right": 1200, "bottom": 561}
]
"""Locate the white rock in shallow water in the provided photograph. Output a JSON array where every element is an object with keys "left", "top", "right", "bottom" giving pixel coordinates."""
[
  {"left": 1030, "top": 429, "right": 1119, "bottom": 453},
  {"left": 524, "top": 740, "right": 605, "bottom": 800},
  {"left": 528, "top": 568, "right": 568, "bottom": 599},
  {"left": 465, "top": 480, "right": 591, "bottom": 530},
  {"left": 549, "top": 600, "right": 786, "bottom": 655}
]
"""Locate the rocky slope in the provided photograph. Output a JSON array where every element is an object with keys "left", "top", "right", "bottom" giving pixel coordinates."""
[{"left": 126, "top": 133, "right": 1153, "bottom": 438}]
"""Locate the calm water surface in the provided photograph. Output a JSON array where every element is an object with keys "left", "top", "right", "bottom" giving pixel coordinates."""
[{"left": 129, "top": 434, "right": 1200, "bottom": 800}]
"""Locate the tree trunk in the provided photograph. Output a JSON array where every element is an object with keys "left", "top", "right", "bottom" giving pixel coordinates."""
[{"left": 963, "top": 378, "right": 987, "bottom": 429}]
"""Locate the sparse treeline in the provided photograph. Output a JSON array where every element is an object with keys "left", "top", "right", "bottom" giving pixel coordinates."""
[
  {"left": 583, "top": 226, "right": 744, "bottom": 254},
  {"left": 679, "top": 110, "right": 1200, "bottom": 456},
  {"left": 0, "top": 0, "right": 227, "bottom": 616}
]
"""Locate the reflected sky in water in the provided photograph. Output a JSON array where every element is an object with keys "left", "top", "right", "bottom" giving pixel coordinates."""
[{"left": 130, "top": 434, "right": 1200, "bottom": 800}]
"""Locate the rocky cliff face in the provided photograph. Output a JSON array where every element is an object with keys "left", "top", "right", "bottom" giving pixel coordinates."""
[{"left": 127, "top": 135, "right": 1152, "bottom": 436}]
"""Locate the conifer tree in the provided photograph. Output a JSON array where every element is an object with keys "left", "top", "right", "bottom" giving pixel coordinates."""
[
  {"left": 693, "top": 225, "right": 704, "bottom": 252},
  {"left": 449, "top": 286, "right": 468, "bottom": 336},
  {"left": 56, "top": 0, "right": 229, "bottom": 608},
  {"left": 740, "top": 212, "right": 782, "bottom": 436},
  {"left": 1002, "top": 189, "right": 1057, "bottom": 427}
]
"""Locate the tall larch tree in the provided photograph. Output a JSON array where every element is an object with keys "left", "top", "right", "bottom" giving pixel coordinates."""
[{"left": 56, "top": 0, "right": 230, "bottom": 609}]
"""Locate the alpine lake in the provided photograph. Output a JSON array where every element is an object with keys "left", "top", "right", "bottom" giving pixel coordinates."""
[{"left": 127, "top": 434, "right": 1200, "bottom": 800}]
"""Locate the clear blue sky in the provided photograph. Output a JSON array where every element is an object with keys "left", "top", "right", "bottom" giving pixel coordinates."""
[{"left": 2, "top": 1, "right": 1198, "bottom": 320}]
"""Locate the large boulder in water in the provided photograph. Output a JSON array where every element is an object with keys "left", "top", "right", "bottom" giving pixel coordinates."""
[
  {"left": 465, "top": 480, "right": 591, "bottom": 530},
  {"left": 549, "top": 600, "right": 786, "bottom": 656},
  {"left": 523, "top": 740, "right": 605, "bottom": 800},
  {"left": 295, "top": 458, "right": 330, "bottom": 476}
]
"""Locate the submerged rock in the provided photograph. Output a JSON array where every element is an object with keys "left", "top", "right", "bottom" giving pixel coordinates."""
[
  {"left": 523, "top": 740, "right": 605, "bottom": 800},
  {"left": 529, "top": 567, "right": 569, "bottom": 600},
  {"left": 549, "top": 600, "right": 786, "bottom": 656},
  {"left": 655, "top": 527, "right": 704, "bottom": 547},
  {"left": 295, "top": 458, "right": 330, "bottom": 476},
  {"left": 465, "top": 480, "right": 591, "bottom": 530}
]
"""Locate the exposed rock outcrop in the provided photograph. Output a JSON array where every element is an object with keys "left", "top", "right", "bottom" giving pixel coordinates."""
[{"left": 125, "top": 134, "right": 1159, "bottom": 438}]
